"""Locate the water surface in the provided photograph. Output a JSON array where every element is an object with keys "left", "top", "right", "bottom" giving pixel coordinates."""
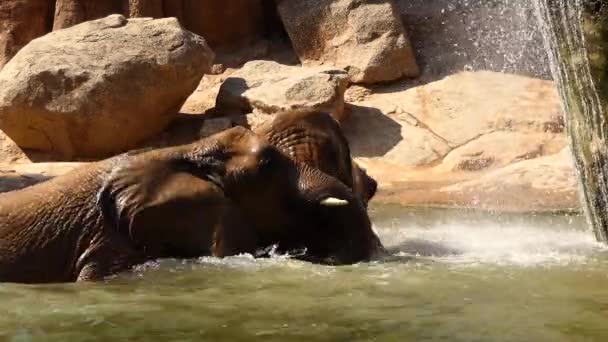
[{"left": 2, "top": 206, "right": 608, "bottom": 341}]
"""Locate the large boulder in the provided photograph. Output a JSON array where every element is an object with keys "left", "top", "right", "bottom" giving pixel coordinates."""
[
  {"left": 0, "top": 14, "right": 214, "bottom": 159},
  {"left": 216, "top": 61, "right": 349, "bottom": 120},
  {"left": 0, "top": 0, "right": 53, "bottom": 69},
  {"left": 340, "top": 70, "right": 572, "bottom": 211},
  {"left": 437, "top": 148, "right": 578, "bottom": 212},
  {"left": 277, "top": 0, "right": 419, "bottom": 84}
]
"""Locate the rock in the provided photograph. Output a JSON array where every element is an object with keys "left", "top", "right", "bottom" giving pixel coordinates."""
[
  {"left": 436, "top": 131, "right": 566, "bottom": 172},
  {"left": 53, "top": 0, "right": 123, "bottom": 30},
  {"left": 277, "top": 0, "right": 419, "bottom": 84},
  {"left": 51, "top": 1, "right": 265, "bottom": 50},
  {"left": 0, "top": 14, "right": 214, "bottom": 159},
  {"left": 437, "top": 148, "right": 579, "bottom": 212},
  {"left": 216, "top": 61, "right": 349, "bottom": 120},
  {"left": 53, "top": 0, "right": 166, "bottom": 31},
  {"left": 0, "top": 0, "right": 53, "bottom": 69},
  {"left": 361, "top": 149, "right": 579, "bottom": 212},
  {"left": 0, "top": 162, "right": 84, "bottom": 193},
  {"left": 126, "top": 0, "right": 164, "bottom": 18},
  {"left": 396, "top": 71, "right": 565, "bottom": 146},
  {"left": 343, "top": 104, "right": 451, "bottom": 168},
  {"left": 343, "top": 71, "right": 565, "bottom": 169},
  {"left": 339, "top": 70, "right": 571, "bottom": 212},
  {"left": 182, "top": 0, "right": 265, "bottom": 49}
]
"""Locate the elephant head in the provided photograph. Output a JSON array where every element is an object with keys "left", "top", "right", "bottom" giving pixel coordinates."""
[
  {"left": 254, "top": 110, "right": 378, "bottom": 207},
  {"left": 98, "top": 126, "right": 382, "bottom": 266}
]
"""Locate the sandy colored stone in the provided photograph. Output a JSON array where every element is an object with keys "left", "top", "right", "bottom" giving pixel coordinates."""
[
  {"left": 393, "top": 71, "right": 565, "bottom": 146},
  {"left": 277, "top": 0, "right": 419, "bottom": 84},
  {"left": 437, "top": 148, "right": 578, "bottom": 211},
  {"left": 343, "top": 71, "right": 565, "bottom": 168},
  {"left": 0, "top": 0, "right": 52, "bottom": 69},
  {"left": 435, "top": 131, "right": 566, "bottom": 172},
  {"left": 0, "top": 15, "right": 214, "bottom": 159},
  {"left": 339, "top": 70, "right": 573, "bottom": 212},
  {"left": 216, "top": 61, "right": 349, "bottom": 120},
  {"left": 342, "top": 103, "right": 451, "bottom": 168}
]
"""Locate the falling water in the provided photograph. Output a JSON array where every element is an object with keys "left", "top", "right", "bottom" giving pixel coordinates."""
[{"left": 534, "top": 0, "right": 608, "bottom": 242}]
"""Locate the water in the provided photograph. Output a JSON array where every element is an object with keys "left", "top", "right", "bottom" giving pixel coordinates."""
[{"left": 2, "top": 206, "right": 608, "bottom": 341}]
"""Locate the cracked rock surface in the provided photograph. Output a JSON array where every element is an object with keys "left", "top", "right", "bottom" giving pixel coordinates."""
[{"left": 342, "top": 70, "right": 577, "bottom": 212}]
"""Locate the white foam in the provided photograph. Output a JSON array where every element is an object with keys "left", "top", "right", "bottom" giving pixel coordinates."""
[{"left": 376, "top": 221, "right": 607, "bottom": 267}]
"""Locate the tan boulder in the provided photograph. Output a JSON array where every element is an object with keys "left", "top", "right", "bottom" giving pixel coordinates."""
[
  {"left": 277, "top": 0, "right": 419, "bottom": 84},
  {"left": 436, "top": 131, "right": 566, "bottom": 172},
  {"left": 0, "top": 0, "right": 53, "bottom": 69},
  {"left": 340, "top": 70, "right": 572, "bottom": 212},
  {"left": 216, "top": 61, "right": 349, "bottom": 120},
  {"left": 398, "top": 71, "right": 565, "bottom": 146},
  {"left": 437, "top": 148, "right": 579, "bottom": 212},
  {"left": 342, "top": 104, "right": 451, "bottom": 168},
  {"left": 343, "top": 71, "right": 565, "bottom": 170},
  {"left": 0, "top": 14, "right": 214, "bottom": 159}
]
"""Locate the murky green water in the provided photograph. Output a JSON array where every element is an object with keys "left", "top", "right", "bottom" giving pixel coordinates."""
[{"left": 2, "top": 205, "right": 608, "bottom": 341}]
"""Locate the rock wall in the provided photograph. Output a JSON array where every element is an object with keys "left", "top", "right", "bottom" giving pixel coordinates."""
[
  {"left": 398, "top": 0, "right": 551, "bottom": 80},
  {"left": 1, "top": 0, "right": 270, "bottom": 69},
  {"left": 0, "top": 0, "right": 54, "bottom": 68}
]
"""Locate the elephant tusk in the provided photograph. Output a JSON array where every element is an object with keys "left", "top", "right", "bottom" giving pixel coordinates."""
[{"left": 320, "top": 197, "right": 349, "bottom": 206}]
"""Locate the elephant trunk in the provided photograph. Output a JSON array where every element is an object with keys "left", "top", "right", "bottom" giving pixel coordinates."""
[{"left": 294, "top": 163, "right": 385, "bottom": 264}]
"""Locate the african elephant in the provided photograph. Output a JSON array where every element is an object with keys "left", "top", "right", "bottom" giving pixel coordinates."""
[
  {"left": 0, "top": 127, "right": 382, "bottom": 283},
  {"left": 254, "top": 110, "right": 378, "bottom": 207}
]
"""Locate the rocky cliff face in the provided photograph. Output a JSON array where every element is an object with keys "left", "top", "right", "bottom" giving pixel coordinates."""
[{"left": 0, "top": 1, "right": 578, "bottom": 212}]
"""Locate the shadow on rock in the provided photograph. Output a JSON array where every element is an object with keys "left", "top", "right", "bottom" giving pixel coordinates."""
[
  {"left": 216, "top": 77, "right": 253, "bottom": 114},
  {"left": 341, "top": 104, "right": 402, "bottom": 157}
]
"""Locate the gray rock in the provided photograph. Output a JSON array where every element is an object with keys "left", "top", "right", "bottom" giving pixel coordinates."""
[{"left": 216, "top": 60, "right": 349, "bottom": 121}]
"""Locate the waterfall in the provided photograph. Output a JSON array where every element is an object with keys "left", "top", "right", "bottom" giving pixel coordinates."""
[{"left": 534, "top": 0, "right": 608, "bottom": 242}]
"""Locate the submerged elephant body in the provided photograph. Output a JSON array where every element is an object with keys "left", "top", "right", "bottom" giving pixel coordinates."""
[{"left": 0, "top": 127, "right": 383, "bottom": 283}]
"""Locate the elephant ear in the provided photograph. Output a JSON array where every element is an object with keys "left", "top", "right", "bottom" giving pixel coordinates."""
[
  {"left": 351, "top": 161, "right": 377, "bottom": 206},
  {"left": 97, "top": 158, "right": 226, "bottom": 258}
]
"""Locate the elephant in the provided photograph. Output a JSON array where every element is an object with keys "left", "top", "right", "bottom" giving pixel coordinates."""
[
  {"left": 254, "top": 110, "right": 378, "bottom": 207},
  {"left": 0, "top": 127, "right": 383, "bottom": 283}
]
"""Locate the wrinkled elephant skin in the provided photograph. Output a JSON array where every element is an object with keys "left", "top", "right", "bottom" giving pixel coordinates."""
[{"left": 0, "top": 127, "right": 383, "bottom": 283}]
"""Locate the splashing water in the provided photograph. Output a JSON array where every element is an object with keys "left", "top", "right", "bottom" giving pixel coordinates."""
[{"left": 2, "top": 207, "right": 608, "bottom": 341}]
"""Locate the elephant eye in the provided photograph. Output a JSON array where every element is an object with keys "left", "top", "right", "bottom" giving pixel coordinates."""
[{"left": 258, "top": 146, "right": 281, "bottom": 170}]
